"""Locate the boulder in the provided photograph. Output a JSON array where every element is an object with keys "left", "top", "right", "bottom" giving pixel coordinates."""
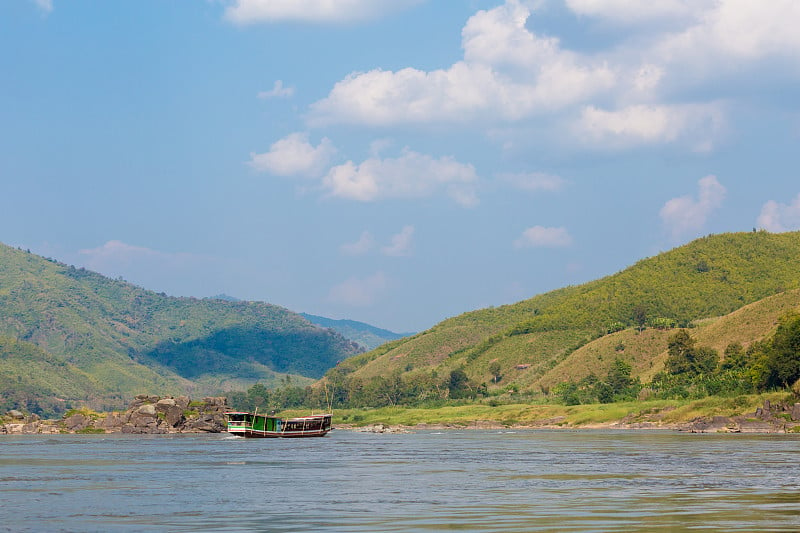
[
  {"left": 164, "top": 405, "right": 185, "bottom": 427},
  {"left": 156, "top": 398, "right": 177, "bottom": 410},
  {"left": 791, "top": 403, "right": 800, "bottom": 421},
  {"left": 97, "top": 413, "right": 125, "bottom": 431},
  {"left": 7, "top": 410, "right": 25, "bottom": 420},
  {"left": 137, "top": 404, "right": 157, "bottom": 416},
  {"left": 175, "top": 396, "right": 190, "bottom": 410},
  {"left": 63, "top": 414, "right": 89, "bottom": 431}
]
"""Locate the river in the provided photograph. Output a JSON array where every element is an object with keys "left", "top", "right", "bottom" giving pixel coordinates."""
[{"left": 2, "top": 430, "right": 799, "bottom": 531}]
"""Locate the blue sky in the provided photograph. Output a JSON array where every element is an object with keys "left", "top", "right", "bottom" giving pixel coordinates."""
[{"left": 2, "top": 0, "right": 800, "bottom": 333}]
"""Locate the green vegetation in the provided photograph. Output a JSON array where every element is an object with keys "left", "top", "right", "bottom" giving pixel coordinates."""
[
  {"left": 316, "top": 231, "right": 800, "bottom": 408},
  {"left": 0, "top": 243, "right": 361, "bottom": 415}
]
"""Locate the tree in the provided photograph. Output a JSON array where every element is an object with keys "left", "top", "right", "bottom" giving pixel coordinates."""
[
  {"left": 665, "top": 330, "right": 718, "bottom": 376},
  {"left": 633, "top": 305, "right": 648, "bottom": 331},
  {"left": 721, "top": 342, "right": 746, "bottom": 370},
  {"left": 488, "top": 361, "right": 502, "bottom": 383},
  {"left": 607, "top": 358, "right": 634, "bottom": 392},
  {"left": 448, "top": 368, "right": 473, "bottom": 399},
  {"left": 766, "top": 314, "right": 800, "bottom": 388}
]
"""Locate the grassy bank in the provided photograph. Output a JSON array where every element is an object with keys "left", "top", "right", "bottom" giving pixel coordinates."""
[{"left": 285, "top": 392, "right": 795, "bottom": 429}]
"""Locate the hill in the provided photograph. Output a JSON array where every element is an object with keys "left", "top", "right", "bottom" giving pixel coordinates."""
[
  {"left": 0, "top": 243, "right": 361, "bottom": 414},
  {"left": 301, "top": 313, "right": 412, "bottom": 351},
  {"left": 328, "top": 231, "right": 800, "bottom": 399}
]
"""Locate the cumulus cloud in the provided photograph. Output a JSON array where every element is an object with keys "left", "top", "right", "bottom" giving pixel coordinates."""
[
  {"left": 225, "top": 0, "right": 423, "bottom": 25},
  {"left": 302, "top": 0, "right": 800, "bottom": 154},
  {"left": 249, "top": 132, "right": 336, "bottom": 177},
  {"left": 382, "top": 226, "right": 414, "bottom": 257},
  {"left": 576, "top": 103, "right": 725, "bottom": 150},
  {"left": 323, "top": 149, "right": 479, "bottom": 206},
  {"left": 257, "top": 80, "right": 294, "bottom": 99},
  {"left": 497, "top": 172, "right": 565, "bottom": 192},
  {"left": 757, "top": 194, "right": 800, "bottom": 232},
  {"left": 660, "top": 175, "right": 726, "bottom": 239},
  {"left": 340, "top": 231, "right": 374, "bottom": 256},
  {"left": 308, "top": 0, "right": 616, "bottom": 126},
  {"left": 514, "top": 226, "right": 573, "bottom": 248},
  {"left": 654, "top": 0, "right": 800, "bottom": 68},
  {"left": 328, "top": 272, "right": 388, "bottom": 307}
]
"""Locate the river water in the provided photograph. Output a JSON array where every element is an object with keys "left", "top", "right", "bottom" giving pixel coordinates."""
[{"left": 2, "top": 430, "right": 800, "bottom": 532}]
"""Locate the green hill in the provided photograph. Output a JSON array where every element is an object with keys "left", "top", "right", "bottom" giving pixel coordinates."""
[
  {"left": 0, "top": 243, "right": 361, "bottom": 414},
  {"left": 329, "top": 231, "right": 800, "bottom": 399}
]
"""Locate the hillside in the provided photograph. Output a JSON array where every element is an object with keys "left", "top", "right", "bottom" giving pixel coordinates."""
[
  {"left": 330, "top": 231, "right": 800, "bottom": 396},
  {"left": 301, "top": 313, "right": 412, "bottom": 350},
  {"left": 0, "top": 243, "right": 361, "bottom": 414}
]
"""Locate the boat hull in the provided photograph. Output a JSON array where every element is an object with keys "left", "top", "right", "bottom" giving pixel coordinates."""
[{"left": 226, "top": 412, "right": 332, "bottom": 438}]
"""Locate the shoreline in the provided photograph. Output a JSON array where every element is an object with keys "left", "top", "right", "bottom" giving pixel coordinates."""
[{"left": 4, "top": 395, "right": 799, "bottom": 436}]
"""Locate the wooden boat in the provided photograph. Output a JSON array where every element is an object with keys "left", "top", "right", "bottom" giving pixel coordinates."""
[{"left": 226, "top": 411, "right": 332, "bottom": 438}]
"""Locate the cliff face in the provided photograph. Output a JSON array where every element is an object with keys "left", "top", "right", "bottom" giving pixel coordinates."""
[{"left": 1, "top": 395, "right": 230, "bottom": 435}]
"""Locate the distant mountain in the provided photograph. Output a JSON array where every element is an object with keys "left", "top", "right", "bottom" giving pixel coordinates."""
[
  {"left": 301, "top": 313, "right": 413, "bottom": 351},
  {"left": 0, "top": 243, "right": 362, "bottom": 415},
  {"left": 329, "top": 231, "right": 800, "bottom": 397}
]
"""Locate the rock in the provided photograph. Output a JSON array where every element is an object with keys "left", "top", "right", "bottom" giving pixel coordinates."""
[
  {"left": 97, "top": 413, "right": 124, "bottom": 431},
  {"left": 22, "top": 421, "right": 41, "bottom": 433},
  {"left": 164, "top": 405, "right": 184, "bottom": 427},
  {"left": 156, "top": 398, "right": 176, "bottom": 410},
  {"left": 7, "top": 410, "right": 25, "bottom": 420},
  {"left": 182, "top": 414, "right": 226, "bottom": 433},
  {"left": 64, "top": 414, "right": 89, "bottom": 431},
  {"left": 175, "top": 396, "right": 190, "bottom": 410},
  {"left": 137, "top": 404, "right": 157, "bottom": 416},
  {"left": 791, "top": 404, "right": 800, "bottom": 421}
]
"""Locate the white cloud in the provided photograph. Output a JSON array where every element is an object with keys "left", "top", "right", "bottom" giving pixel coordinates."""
[
  {"left": 32, "top": 0, "right": 52, "bottom": 13},
  {"left": 225, "top": 0, "right": 423, "bottom": 25},
  {"left": 655, "top": 0, "right": 800, "bottom": 67},
  {"left": 257, "top": 80, "right": 294, "bottom": 99},
  {"left": 564, "top": 0, "right": 704, "bottom": 25},
  {"left": 340, "top": 231, "right": 374, "bottom": 256},
  {"left": 576, "top": 103, "right": 725, "bottom": 150},
  {"left": 660, "top": 175, "right": 726, "bottom": 239},
  {"left": 497, "top": 172, "right": 565, "bottom": 192},
  {"left": 303, "top": 0, "right": 800, "bottom": 155},
  {"left": 514, "top": 226, "right": 573, "bottom": 248},
  {"left": 322, "top": 148, "right": 479, "bottom": 206},
  {"left": 308, "top": 0, "right": 616, "bottom": 126},
  {"left": 328, "top": 272, "right": 387, "bottom": 307},
  {"left": 382, "top": 226, "right": 414, "bottom": 257},
  {"left": 757, "top": 194, "right": 800, "bottom": 233},
  {"left": 249, "top": 132, "right": 336, "bottom": 177}
]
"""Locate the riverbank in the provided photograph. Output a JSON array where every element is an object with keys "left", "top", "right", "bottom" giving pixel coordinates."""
[
  {"left": 4, "top": 392, "right": 800, "bottom": 435},
  {"left": 330, "top": 392, "right": 800, "bottom": 434}
]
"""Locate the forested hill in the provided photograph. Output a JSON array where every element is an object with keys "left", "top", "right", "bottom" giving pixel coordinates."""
[
  {"left": 329, "top": 231, "right": 800, "bottom": 396},
  {"left": 0, "top": 243, "right": 361, "bottom": 415}
]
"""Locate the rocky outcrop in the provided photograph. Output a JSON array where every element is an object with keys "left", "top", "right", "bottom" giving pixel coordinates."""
[
  {"left": 680, "top": 399, "right": 800, "bottom": 433},
  {"left": 1, "top": 395, "right": 230, "bottom": 435}
]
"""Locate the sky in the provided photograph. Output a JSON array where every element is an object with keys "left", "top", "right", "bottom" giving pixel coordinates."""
[{"left": 2, "top": 0, "right": 800, "bottom": 333}]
